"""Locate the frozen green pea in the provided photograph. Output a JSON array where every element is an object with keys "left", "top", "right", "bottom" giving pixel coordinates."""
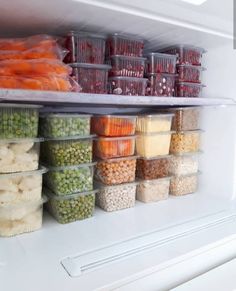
[{"left": 39, "top": 114, "right": 91, "bottom": 138}]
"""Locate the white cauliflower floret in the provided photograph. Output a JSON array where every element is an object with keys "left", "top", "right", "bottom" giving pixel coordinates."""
[
  {"left": 10, "top": 142, "right": 34, "bottom": 154},
  {"left": 19, "top": 175, "right": 42, "bottom": 191},
  {"left": 0, "top": 191, "right": 17, "bottom": 203},
  {"left": 0, "top": 178, "right": 18, "bottom": 192},
  {"left": 0, "top": 147, "right": 14, "bottom": 167}
]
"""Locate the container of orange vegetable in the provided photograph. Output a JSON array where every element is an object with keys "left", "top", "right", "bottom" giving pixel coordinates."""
[
  {"left": 94, "top": 136, "right": 136, "bottom": 159},
  {"left": 91, "top": 115, "right": 136, "bottom": 137}
]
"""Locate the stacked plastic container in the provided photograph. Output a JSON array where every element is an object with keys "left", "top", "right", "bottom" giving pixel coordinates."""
[
  {"left": 91, "top": 115, "right": 138, "bottom": 211},
  {"left": 167, "top": 107, "right": 202, "bottom": 196},
  {"left": 106, "top": 33, "right": 148, "bottom": 96},
  {"left": 0, "top": 103, "right": 46, "bottom": 237},
  {"left": 145, "top": 53, "right": 177, "bottom": 97},
  {"left": 39, "top": 113, "right": 97, "bottom": 224},
  {"left": 135, "top": 114, "right": 174, "bottom": 203},
  {"left": 160, "top": 45, "right": 206, "bottom": 97},
  {"left": 64, "top": 31, "right": 111, "bottom": 93}
]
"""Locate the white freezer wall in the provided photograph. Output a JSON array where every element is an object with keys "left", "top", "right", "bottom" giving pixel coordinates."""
[{"left": 199, "top": 43, "right": 236, "bottom": 200}]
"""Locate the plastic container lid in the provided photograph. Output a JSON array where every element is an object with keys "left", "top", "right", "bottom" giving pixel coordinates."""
[
  {"left": 172, "top": 151, "right": 203, "bottom": 157},
  {"left": 96, "top": 135, "right": 136, "bottom": 141},
  {"left": 138, "top": 176, "right": 172, "bottom": 184},
  {"left": 137, "top": 113, "right": 174, "bottom": 119},
  {"left": 147, "top": 73, "right": 178, "bottom": 77},
  {"left": 173, "top": 129, "right": 204, "bottom": 134},
  {"left": 162, "top": 45, "right": 207, "bottom": 53},
  {"left": 44, "top": 188, "right": 98, "bottom": 200},
  {"left": 136, "top": 131, "right": 175, "bottom": 136},
  {"left": 0, "top": 196, "right": 47, "bottom": 210},
  {"left": 45, "top": 134, "right": 96, "bottom": 142},
  {"left": 45, "top": 162, "right": 96, "bottom": 171},
  {"left": 96, "top": 155, "right": 139, "bottom": 163},
  {"left": 176, "top": 82, "right": 206, "bottom": 87},
  {"left": 177, "top": 64, "right": 206, "bottom": 71},
  {"left": 172, "top": 171, "right": 201, "bottom": 178},
  {"left": 95, "top": 180, "right": 139, "bottom": 190},
  {"left": 146, "top": 52, "right": 177, "bottom": 59},
  {"left": 109, "top": 55, "right": 147, "bottom": 61},
  {"left": 109, "top": 33, "right": 144, "bottom": 42},
  {"left": 0, "top": 137, "right": 44, "bottom": 144},
  {"left": 40, "top": 113, "right": 92, "bottom": 118},
  {"left": 109, "top": 76, "right": 148, "bottom": 82},
  {"left": 93, "top": 114, "right": 137, "bottom": 119},
  {"left": 167, "top": 106, "right": 202, "bottom": 111},
  {"left": 67, "top": 31, "right": 107, "bottom": 39},
  {"left": 0, "top": 166, "right": 47, "bottom": 179},
  {"left": 70, "top": 63, "right": 111, "bottom": 70},
  {"left": 138, "top": 154, "right": 172, "bottom": 161},
  {"left": 0, "top": 103, "right": 42, "bottom": 109}
]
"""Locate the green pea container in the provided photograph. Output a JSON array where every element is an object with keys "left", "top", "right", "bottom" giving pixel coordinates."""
[
  {"left": 44, "top": 162, "right": 96, "bottom": 195},
  {"left": 41, "top": 135, "right": 94, "bottom": 167},
  {"left": 45, "top": 188, "right": 97, "bottom": 224},
  {"left": 0, "top": 103, "right": 41, "bottom": 139},
  {"left": 39, "top": 113, "right": 92, "bottom": 138}
]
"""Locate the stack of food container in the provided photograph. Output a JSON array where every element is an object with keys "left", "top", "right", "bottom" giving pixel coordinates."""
[
  {"left": 91, "top": 115, "right": 138, "bottom": 212},
  {"left": 0, "top": 103, "right": 46, "bottom": 237},
  {"left": 40, "top": 113, "right": 97, "bottom": 224},
  {"left": 160, "top": 45, "right": 206, "bottom": 97},
  {"left": 145, "top": 53, "right": 177, "bottom": 97},
  {"left": 167, "top": 107, "right": 202, "bottom": 196},
  {"left": 64, "top": 31, "right": 111, "bottom": 94},
  {"left": 106, "top": 33, "right": 148, "bottom": 96},
  {"left": 135, "top": 113, "right": 174, "bottom": 203}
]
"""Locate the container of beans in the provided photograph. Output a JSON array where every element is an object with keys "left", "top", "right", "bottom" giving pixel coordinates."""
[
  {"left": 170, "top": 130, "right": 202, "bottom": 154},
  {"left": 108, "top": 55, "right": 146, "bottom": 78},
  {"left": 108, "top": 76, "right": 148, "bottom": 96},
  {"left": 91, "top": 115, "right": 136, "bottom": 137},
  {"left": 168, "top": 107, "right": 201, "bottom": 131},
  {"left": 0, "top": 138, "right": 43, "bottom": 173},
  {"left": 170, "top": 172, "right": 199, "bottom": 196},
  {"left": 175, "top": 82, "right": 205, "bottom": 97},
  {"left": 64, "top": 31, "right": 106, "bottom": 64},
  {"left": 161, "top": 45, "right": 206, "bottom": 66},
  {"left": 136, "top": 114, "right": 174, "bottom": 133},
  {"left": 0, "top": 103, "right": 41, "bottom": 139},
  {"left": 169, "top": 152, "right": 201, "bottom": 176},
  {"left": 41, "top": 135, "right": 94, "bottom": 167},
  {"left": 136, "top": 155, "right": 171, "bottom": 179},
  {"left": 71, "top": 63, "right": 111, "bottom": 94},
  {"left": 146, "top": 52, "right": 177, "bottom": 74},
  {"left": 106, "top": 34, "right": 144, "bottom": 57},
  {"left": 95, "top": 181, "right": 138, "bottom": 212},
  {"left": 45, "top": 188, "right": 97, "bottom": 224},
  {"left": 40, "top": 113, "right": 91, "bottom": 138},
  {"left": 94, "top": 136, "right": 136, "bottom": 159},
  {"left": 136, "top": 177, "right": 171, "bottom": 203},
  {"left": 146, "top": 73, "right": 176, "bottom": 97},
  {"left": 177, "top": 65, "right": 205, "bottom": 83},
  {"left": 136, "top": 132, "right": 173, "bottom": 158},
  {"left": 95, "top": 156, "right": 137, "bottom": 185},
  {"left": 44, "top": 163, "right": 95, "bottom": 195}
]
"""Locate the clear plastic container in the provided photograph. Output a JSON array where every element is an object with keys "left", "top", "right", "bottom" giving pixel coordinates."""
[
  {"left": 169, "top": 152, "right": 200, "bottom": 176},
  {"left": 45, "top": 189, "right": 96, "bottom": 224},
  {"left": 64, "top": 31, "right": 106, "bottom": 64},
  {"left": 170, "top": 172, "right": 199, "bottom": 196},
  {"left": 168, "top": 107, "right": 201, "bottom": 131},
  {"left": 136, "top": 132, "right": 172, "bottom": 158},
  {"left": 161, "top": 45, "right": 206, "bottom": 66},
  {"left": 0, "top": 198, "right": 45, "bottom": 237},
  {"left": 41, "top": 135, "right": 93, "bottom": 167},
  {"left": 71, "top": 63, "right": 111, "bottom": 94},
  {"left": 91, "top": 115, "right": 136, "bottom": 137},
  {"left": 95, "top": 156, "right": 137, "bottom": 185},
  {"left": 136, "top": 177, "right": 171, "bottom": 203},
  {"left": 44, "top": 163, "right": 95, "bottom": 195},
  {"left": 136, "top": 155, "right": 171, "bottom": 179},
  {"left": 94, "top": 136, "right": 136, "bottom": 159},
  {"left": 0, "top": 138, "right": 42, "bottom": 173},
  {"left": 106, "top": 34, "right": 144, "bottom": 57},
  {"left": 95, "top": 181, "right": 137, "bottom": 212},
  {"left": 0, "top": 103, "right": 41, "bottom": 138},
  {"left": 146, "top": 73, "right": 176, "bottom": 97},
  {"left": 136, "top": 114, "right": 174, "bottom": 133},
  {"left": 108, "top": 55, "right": 146, "bottom": 78},
  {"left": 39, "top": 113, "right": 91, "bottom": 138},
  {"left": 175, "top": 82, "right": 205, "bottom": 97},
  {"left": 108, "top": 76, "right": 148, "bottom": 96},
  {"left": 0, "top": 167, "right": 47, "bottom": 205},
  {"left": 146, "top": 53, "right": 177, "bottom": 74},
  {"left": 177, "top": 65, "right": 205, "bottom": 83},
  {"left": 170, "top": 130, "right": 202, "bottom": 154}
]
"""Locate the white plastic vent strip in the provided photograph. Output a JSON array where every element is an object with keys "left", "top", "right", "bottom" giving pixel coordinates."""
[{"left": 61, "top": 210, "right": 236, "bottom": 277}]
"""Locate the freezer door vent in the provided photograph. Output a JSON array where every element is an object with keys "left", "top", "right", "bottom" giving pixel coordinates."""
[{"left": 61, "top": 210, "right": 236, "bottom": 277}]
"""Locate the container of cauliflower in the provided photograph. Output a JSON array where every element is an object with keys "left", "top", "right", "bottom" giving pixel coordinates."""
[{"left": 0, "top": 138, "right": 43, "bottom": 173}]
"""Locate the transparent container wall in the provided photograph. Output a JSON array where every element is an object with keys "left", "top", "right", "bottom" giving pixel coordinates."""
[
  {"left": 146, "top": 74, "right": 175, "bottom": 97},
  {"left": 170, "top": 131, "right": 201, "bottom": 154},
  {"left": 175, "top": 82, "right": 204, "bottom": 97},
  {"left": 170, "top": 173, "right": 198, "bottom": 196},
  {"left": 136, "top": 114, "right": 173, "bottom": 133},
  {"left": 108, "top": 77, "right": 147, "bottom": 96},
  {"left": 169, "top": 107, "right": 201, "bottom": 131},
  {"left": 169, "top": 153, "right": 199, "bottom": 176},
  {"left": 146, "top": 53, "right": 177, "bottom": 74},
  {"left": 177, "top": 65, "right": 203, "bottom": 83}
]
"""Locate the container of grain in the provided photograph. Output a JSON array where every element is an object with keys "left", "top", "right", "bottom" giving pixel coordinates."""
[
  {"left": 169, "top": 152, "right": 201, "bottom": 176},
  {"left": 170, "top": 130, "right": 202, "bottom": 154},
  {"left": 170, "top": 172, "right": 199, "bottom": 196},
  {"left": 136, "top": 114, "right": 174, "bottom": 133}
]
